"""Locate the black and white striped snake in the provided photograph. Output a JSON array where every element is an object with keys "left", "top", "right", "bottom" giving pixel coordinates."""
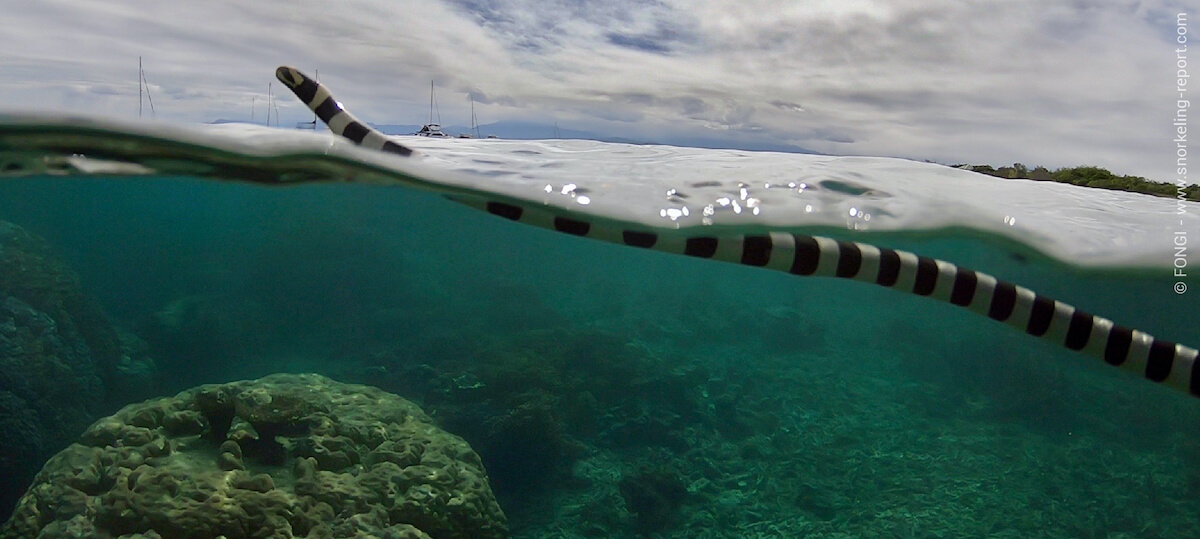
[{"left": 275, "top": 66, "right": 1200, "bottom": 399}]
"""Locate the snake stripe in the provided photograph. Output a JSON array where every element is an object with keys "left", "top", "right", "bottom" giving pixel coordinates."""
[
  {"left": 949, "top": 268, "right": 978, "bottom": 306},
  {"left": 314, "top": 97, "right": 342, "bottom": 123},
  {"left": 1065, "top": 310, "right": 1094, "bottom": 350},
  {"left": 835, "top": 241, "right": 862, "bottom": 278},
  {"left": 276, "top": 65, "right": 1200, "bottom": 400},
  {"left": 913, "top": 257, "right": 939, "bottom": 296},
  {"left": 685, "top": 237, "right": 719, "bottom": 258},
  {"left": 553, "top": 217, "right": 590, "bottom": 236},
  {"left": 623, "top": 230, "right": 658, "bottom": 248},
  {"left": 741, "top": 236, "right": 773, "bottom": 266},
  {"left": 1106, "top": 326, "right": 1134, "bottom": 365},
  {"left": 790, "top": 235, "right": 821, "bottom": 275}
]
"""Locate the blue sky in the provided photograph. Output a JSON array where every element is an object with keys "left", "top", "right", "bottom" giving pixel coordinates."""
[{"left": 1, "top": 0, "right": 1193, "bottom": 180}]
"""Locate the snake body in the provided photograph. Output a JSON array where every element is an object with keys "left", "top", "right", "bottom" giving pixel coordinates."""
[{"left": 275, "top": 66, "right": 1200, "bottom": 399}]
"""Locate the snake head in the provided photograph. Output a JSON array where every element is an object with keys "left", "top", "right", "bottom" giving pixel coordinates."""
[{"left": 275, "top": 66, "right": 308, "bottom": 89}]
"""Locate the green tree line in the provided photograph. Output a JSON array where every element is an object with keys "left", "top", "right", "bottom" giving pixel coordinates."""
[{"left": 955, "top": 163, "right": 1200, "bottom": 202}]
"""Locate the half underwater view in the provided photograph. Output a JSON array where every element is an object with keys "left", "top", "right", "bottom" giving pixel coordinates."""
[{"left": 3, "top": 3, "right": 1200, "bottom": 539}]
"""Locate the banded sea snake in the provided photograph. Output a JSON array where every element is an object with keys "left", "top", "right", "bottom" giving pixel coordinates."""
[{"left": 274, "top": 66, "right": 1200, "bottom": 400}]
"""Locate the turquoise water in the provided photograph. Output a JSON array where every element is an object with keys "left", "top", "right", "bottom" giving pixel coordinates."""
[{"left": 1, "top": 170, "right": 1198, "bottom": 537}]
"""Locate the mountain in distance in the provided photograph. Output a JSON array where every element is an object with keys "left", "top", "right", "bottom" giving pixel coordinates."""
[
  {"left": 211, "top": 118, "right": 318, "bottom": 128},
  {"left": 371, "top": 121, "right": 643, "bottom": 144},
  {"left": 373, "top": 121, "right": 818, "bottom": 154},
  {"left": 210, "top": 118, "right": 817, "bottom": 155}
]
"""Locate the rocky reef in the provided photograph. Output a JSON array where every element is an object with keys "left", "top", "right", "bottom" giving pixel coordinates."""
[
  {"left": 0, "top": 219, "right": 157, "bottom": 520},
  {"left": 0, "top": 373, "right": 508, "bottom": 539},
  {"left": 618, "top": 466, "right": 688, "bottom": 534}
]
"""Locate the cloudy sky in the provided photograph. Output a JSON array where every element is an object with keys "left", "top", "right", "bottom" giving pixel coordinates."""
[{"left": 2, "top": 0, "right": 1192, "bottom": 180}]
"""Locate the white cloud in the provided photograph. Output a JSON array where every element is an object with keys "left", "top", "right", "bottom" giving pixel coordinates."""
[{"left": 0, "top": 0, "right": 1189, "bottom": 180}]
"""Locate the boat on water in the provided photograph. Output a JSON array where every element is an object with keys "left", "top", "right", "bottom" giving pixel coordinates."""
[
  {"left": 416, "top": 81, "right": 450, "bottom": 137},
  {"left": 414, "top": 81, "right": 497, "bottom": 139},
  {"left": 416, "top": 123, "right": 450, "bottom": 137}
]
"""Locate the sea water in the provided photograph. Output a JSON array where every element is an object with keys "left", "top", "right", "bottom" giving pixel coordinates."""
[{"left": 1, "top": 116, "right": 1199, "bottom": 537}]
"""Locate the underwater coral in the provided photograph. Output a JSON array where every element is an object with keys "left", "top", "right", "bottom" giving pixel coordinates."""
[{"left": 0, "top": 373, "right": 508, "bottom": 539}]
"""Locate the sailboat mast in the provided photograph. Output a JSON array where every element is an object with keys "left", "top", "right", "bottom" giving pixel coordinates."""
[
  {"left": 471, "top": 97, "right": 480, "bottom": 139},
  {"left": 429, "top": 81, "right": 434, "bottom": 125},
  {"left": 138, "top": 57, "right": 156, "bottom": 119}
]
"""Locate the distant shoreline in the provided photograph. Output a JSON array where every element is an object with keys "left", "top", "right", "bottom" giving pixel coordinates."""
[{"left": 953, "top": 163, "right": 1199, "bottom": 202}]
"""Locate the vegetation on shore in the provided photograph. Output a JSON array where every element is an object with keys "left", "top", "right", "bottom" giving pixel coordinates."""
[{"left": 955, "top": 163, "right": 1200, "bottom": 202}]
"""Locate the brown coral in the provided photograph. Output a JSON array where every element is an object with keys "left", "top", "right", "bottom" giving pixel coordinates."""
[{"left": 0, "top": 373, "right": 508, "bottom": 539}]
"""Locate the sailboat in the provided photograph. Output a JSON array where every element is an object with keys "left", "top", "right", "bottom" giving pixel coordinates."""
[
  {"left": 415, "top": 81, "right": 450, "bottom": 137},
  {"left": 458, "top": 96, "right": 481, "bottom": 138}
]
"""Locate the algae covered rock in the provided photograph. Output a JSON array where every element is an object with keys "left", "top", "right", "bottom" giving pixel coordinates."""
[
  {"left": 0, "top": 373, "right": 508, "bottom": 539},
  {"left": 0, "top": 219, "right": 157, "bottom": 521}
]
